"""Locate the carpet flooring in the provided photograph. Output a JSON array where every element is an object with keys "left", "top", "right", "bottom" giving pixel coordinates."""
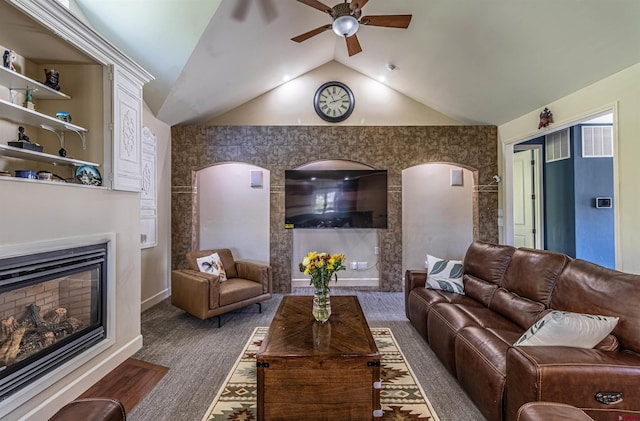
[
  {"left": 202, "top": 327, "right": 438, "bottom": 420},
  {"left": 130, "top": 290, "right": 485, "bottom": 421}
]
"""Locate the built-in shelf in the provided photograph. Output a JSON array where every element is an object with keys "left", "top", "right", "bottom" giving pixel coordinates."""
[
  {"left": 0, "top": 66, "right": 71, "bottom": 100},
  {"left": 0, "top": 143, "right": 99, "bottom": 167},
  {"left": 0, "top": 98, "right": 85, "bottom": 132}
]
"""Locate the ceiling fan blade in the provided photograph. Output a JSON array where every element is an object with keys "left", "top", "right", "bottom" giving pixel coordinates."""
[
  {"left": 291, "top": 25, "right": 332, "bottom": 43},
  {"left": 232, "top": 0, "right": 251, "bottom": 21},
  {"left": 361, "top": 14, "right": 412, "bottom": 28},
  {"left": 345, "top": 34, "right": 362, "bottom": 57},
  {"left": 350, "top": 0, "right": 369, "bottom": 12},
  {"left": 296, "top": 0, "right": 333, "bottom": 14},
  {"left": 260, "top": 0, "right": 278, "bottom": 22}
]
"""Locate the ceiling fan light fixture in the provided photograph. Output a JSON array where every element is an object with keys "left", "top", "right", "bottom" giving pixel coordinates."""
[{"left": 332, "top": 15, "right": 359, "bottom": 37}]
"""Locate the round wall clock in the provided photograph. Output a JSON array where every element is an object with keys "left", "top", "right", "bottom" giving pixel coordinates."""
[{"left": 313, "top": 81, "right": 355, "bottom": 123}]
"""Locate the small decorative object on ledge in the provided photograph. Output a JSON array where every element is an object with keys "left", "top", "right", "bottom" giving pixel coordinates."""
[
  {"left": 8, "top": 126, "right": 43, "bottom": 152},
  {"left": 3, "top": 49, "right": 16, "bottom": 71},
  {"left": 44, "top": 68, "right": 60, "bottom": 91},
  {"left": 538, "top": 107, "right": 553, "bottom": 129},
  {"left": 299, "top": 251, "right": 346, "bottom": 322},
  {"left": 55, "top": 111, "right": 71, "bottom": 123}
]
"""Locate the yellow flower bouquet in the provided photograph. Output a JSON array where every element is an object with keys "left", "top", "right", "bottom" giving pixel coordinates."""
[{"left": 299, "top": 251, "right": 346, "bottom": 322}]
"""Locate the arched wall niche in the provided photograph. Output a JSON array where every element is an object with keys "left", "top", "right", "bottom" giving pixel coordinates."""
[
  {"left": 195, "top": 162, "right": 270, "bottom": 264},
  {"left": 171, "top": 125, "right": 498, "bottom": 293},
  {"left": 402, "top": 163, "right": 476, "bottom": 273},
  {"left": 290, "top": 159, "right": 381, "bottom": 289}
]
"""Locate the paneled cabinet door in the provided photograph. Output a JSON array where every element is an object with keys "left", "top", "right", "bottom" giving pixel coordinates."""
[{"left": 112, "top": 65, "right": 143, "bottom": 191}]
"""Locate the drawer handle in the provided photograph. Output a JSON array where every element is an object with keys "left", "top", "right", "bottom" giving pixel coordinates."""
[
  {"left": 373, "top": 381, "right": 381, "bottom": 389},
  {"left": 595, "top": 391, "right": 623, "bottom": 405}
]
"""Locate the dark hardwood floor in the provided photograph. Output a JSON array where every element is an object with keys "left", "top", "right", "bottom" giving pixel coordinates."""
[{"left": 79, "top": 358, "right": 168, "bottom": 414}]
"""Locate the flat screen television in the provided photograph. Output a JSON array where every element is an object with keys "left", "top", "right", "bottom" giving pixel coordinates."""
[{"left": 285, "top": 169, "right": 388, "bottom": 229}]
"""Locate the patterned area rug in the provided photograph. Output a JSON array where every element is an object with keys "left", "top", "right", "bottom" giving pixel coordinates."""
[{"left": 201, "top": 327, "right": 439, "bottom": 420}]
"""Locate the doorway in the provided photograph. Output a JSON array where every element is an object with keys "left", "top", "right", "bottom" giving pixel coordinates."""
[{"left": 508, "top": 111, "right": 616, "bottom": 268}]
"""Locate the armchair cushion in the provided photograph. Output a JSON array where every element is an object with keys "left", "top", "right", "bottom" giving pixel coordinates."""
[
  {"left": 195, "top": 252, "right": 227, "bottom": 281},
  {"left": 220, "top": 279, "right": 264, "bottom": 307}
]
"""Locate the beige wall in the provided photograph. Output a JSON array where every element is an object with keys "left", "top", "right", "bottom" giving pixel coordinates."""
[
  {"left": 498, "top": 62, "right": 640, "bottom": 274},
  {"left": 141, "top": 103, "right": 172, "bottom": 311},
  {"left": 208, "top": 61, "right": 461, "bottom": 126}
]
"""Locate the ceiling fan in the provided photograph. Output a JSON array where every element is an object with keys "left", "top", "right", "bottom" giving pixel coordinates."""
[{"left": 291, "top": 0, "right": 412, "bottom": 56}]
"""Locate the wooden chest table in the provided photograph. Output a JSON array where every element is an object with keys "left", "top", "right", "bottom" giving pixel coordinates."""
[{"left": 256, "top": 295, "right": 381, "bottom": 420}]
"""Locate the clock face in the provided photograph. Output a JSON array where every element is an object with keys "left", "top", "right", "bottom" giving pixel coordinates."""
[{"left": 314, "top": 82, "right": 355, "bottom": 123}]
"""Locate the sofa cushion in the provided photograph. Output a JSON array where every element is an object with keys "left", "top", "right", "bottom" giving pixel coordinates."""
[
  {"left": 219, "top": 278, "right": 263, "bottom": 307},
  {"left": 490, "top": 288, "right": 547, "bottom": 330},
  {"left": 514, "top": 310, "right": 619, "bottom": 348},
  {"left": 196, "top": 252, "right": 227, "bottom": 282},
  {"left": 463, "top": 241, "right": 515, "bottom": 285},
  {"left": 551, "top": 259, "right": 640, "bottom": 353},
  {"left": 501, "top": 248, "right": 569, "bottom": 305},
  {"left": 425, "top": 254, "right": 464, "bottom": 294},
  {"left": 463, "top": 274, "right": 498, "bottom": 307}
]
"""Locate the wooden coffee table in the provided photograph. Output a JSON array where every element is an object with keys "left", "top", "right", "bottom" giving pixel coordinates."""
[{"left": 256, "top": 295, "right": 381, "bottom": 420}]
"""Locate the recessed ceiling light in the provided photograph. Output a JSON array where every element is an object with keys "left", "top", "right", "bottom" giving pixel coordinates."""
[
  {"left": 378, "top": 76, "right": 386, "bottom": 83},
  {"left": 283, "top": 75, "right": 291, "bottom": 82}
]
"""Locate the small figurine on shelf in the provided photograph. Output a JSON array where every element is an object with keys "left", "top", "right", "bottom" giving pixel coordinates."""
[
  {"left": 8, "top": 126, "right": 43, "bottom": 152},
  {"left": 17, "top": 126, "right": 30, "bottom": 143},
  {"left": 24, "top": 88, "right": 35, "bottom": 111},
  {"left": 3, "top": 50, "right": 17, "bottom": 71},
  {"left": 44, "top": 68, "right": 60, "bottom": 91}
]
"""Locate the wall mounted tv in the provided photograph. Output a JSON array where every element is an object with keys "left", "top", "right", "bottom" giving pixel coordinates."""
[{"left": 285, "top": 169, "right": 388, "bottom": 229}]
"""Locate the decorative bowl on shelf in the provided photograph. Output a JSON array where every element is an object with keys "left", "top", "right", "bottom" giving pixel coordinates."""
[{"left": 15, "top": 170, "right": 36, "bottom": 179}]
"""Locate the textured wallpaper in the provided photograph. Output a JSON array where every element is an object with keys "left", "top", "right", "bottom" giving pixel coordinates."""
[{"left": 172, "top": 125, "right": 498, "bottom": 292}]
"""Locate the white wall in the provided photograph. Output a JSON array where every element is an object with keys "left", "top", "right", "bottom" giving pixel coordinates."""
[
  {"left": 207, "top": 61, "right": 461, "bottom": 126},
  {"left": 499, "top": 62, "right": 640, "bottom": 273},
  {"left": 402, "top": 164, "right": 474, "bottom": 272},
  {"left": 197, "top": 163, "right": 270, "bottom": 264},
  {"left": 140, "top": 103, "right": 172, "bottom": 311}
]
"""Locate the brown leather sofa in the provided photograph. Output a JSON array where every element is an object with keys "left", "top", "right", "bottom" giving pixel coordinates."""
[
  {"left": 405, "top": 241, "right": 640, "bottom": 421},
  {"left": 171, "top": 249, "right": 272, "bottom": 326}
]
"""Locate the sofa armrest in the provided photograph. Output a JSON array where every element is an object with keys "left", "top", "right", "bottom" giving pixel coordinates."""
[
  {"left": 236, "top": 261, "right": 272, "bottom": 294},
  {"left": 171, "top": 269, "right": 220, "bottom": 318},
  {"left": 405, "top": 270, "right": 426, "bottom": 292},
  {"left": 505, "top": 345, "right": 640, "bottom": 421}
]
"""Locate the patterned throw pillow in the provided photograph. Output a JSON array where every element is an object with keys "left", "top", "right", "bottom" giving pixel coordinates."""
[
  {"left": 196, "top": 252, "right": 228, "bottom": 282},
  {"left": 425, "top": 254, "right": 464, "bottom": 295},
  {"left": 514, "top": 310, "right": 619, "bottom": 348}
]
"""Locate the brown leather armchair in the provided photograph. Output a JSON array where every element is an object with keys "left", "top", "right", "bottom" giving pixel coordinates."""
[{"left": 171, "top": 249, "right": 272, "bottom": 327}]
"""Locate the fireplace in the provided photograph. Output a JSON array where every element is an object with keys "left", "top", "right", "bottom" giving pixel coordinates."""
[{"left": 0, "top": 242, "right": 108, "bottom": 401}]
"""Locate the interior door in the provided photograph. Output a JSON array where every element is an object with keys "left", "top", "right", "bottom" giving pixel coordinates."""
[{"left": 513, "top": 150, "right": 535, "bottom": 248}]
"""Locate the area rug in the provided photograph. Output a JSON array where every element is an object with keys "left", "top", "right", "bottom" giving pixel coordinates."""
[{"left": 201, "top": 327, "right": 439, "bottom": 420}]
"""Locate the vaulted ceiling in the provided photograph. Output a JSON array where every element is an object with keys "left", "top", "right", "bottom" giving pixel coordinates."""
[{"left": 72, "top": 0, "right": 640, "bottom": 127}]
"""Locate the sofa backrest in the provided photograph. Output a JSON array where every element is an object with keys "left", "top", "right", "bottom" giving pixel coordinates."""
[
  {"left": 551, "top": 259, "right": 640, "bottom": 353},
  {"left": 463, "top": 241, "right": 516, "bottom": 307},
  {"left": 489, "top": 248, "right": 570, "bottom": 329}
]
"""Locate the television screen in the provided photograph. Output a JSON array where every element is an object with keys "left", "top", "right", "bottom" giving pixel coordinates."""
[{"left": 285, "top": 169, "right": 388, "bottom": 229}]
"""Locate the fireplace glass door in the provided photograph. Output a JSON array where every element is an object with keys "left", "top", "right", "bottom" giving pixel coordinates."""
[{"left": 0, "top": 243, "right": 107, "bottom": 400}]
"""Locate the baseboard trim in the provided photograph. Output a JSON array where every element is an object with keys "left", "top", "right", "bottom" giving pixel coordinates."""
[
  {"left": 19, "top": 335, "right": 143, "bottom": 421},
  {"left": 141, "top": 288, "right": 170, "bottom": 311}
]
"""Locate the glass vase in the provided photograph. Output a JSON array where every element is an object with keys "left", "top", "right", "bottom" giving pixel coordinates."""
[{"left": 312, "top": 287, "right": 331, "bottom": 323}]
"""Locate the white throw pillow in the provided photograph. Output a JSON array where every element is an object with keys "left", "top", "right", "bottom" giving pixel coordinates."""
[
  {"left": 425, "top": 254, "right": 464, "bottom": 295},
  {"left": 514, "top": 310, "right": 619, "bottom": 348},
  {"left": 196, "top": 252, "right": 227, "bottom": 282}
]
